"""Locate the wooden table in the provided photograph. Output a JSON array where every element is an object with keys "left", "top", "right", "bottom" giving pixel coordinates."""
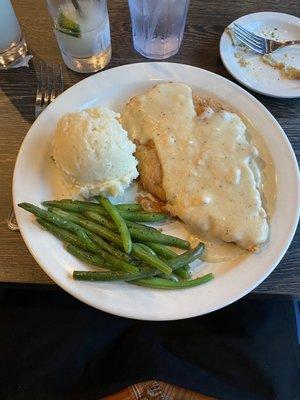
[{"left": 0, "top": 0, "right": 299, "bottom": 295}]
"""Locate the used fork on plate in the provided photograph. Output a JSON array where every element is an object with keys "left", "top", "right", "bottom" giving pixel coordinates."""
[
  {"left": 7, "top": 62, "right": 64, "bottom": 231},
  {"left": 233, "top": 23, "right": 300, "bottom": 55}
]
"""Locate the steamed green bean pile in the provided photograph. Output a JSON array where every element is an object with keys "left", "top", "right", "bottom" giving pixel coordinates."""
[{"left": 18, "top": 198, "right": 213, "bottom": 290}]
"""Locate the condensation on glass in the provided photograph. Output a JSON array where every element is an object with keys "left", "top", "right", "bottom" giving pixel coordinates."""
[{"left": 128, "top": 0, "right": 190, "bottom": 59}]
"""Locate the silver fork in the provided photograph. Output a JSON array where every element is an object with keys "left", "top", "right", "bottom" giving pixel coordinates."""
[
  {"left": 233, "top": 23, "right": 300, "bottom": 55},
  {"left": 7, "top": 62, "right": 64, "bottom": 231}
]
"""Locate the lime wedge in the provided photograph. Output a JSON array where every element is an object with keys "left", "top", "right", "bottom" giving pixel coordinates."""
[{"left": 57, "top": 13, "right": 81, "bottom": 38}]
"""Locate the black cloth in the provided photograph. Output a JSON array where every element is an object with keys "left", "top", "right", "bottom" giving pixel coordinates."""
[{"left": 0, "top": 288, "right": 299, "bottom": 400}]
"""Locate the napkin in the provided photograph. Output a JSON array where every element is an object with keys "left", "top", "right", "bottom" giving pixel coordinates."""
[
  {"left": 0, "top": 291, "right": 299, "bottom": 400},
  {"left": 10, "top": 54, "right": 33, "bottom": 68}
]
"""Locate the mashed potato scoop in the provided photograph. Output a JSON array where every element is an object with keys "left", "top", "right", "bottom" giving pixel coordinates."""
[{"left": 53, "top": 107, "right": 138, "bottom": 198}]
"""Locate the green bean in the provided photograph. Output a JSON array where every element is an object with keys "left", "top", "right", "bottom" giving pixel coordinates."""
[
  {"left": 77, "top": 229, "right": 99, "bottom": 253},
  {"left": 43, "top": 200, "right": 168, "bottom": 222},
  {"left": 73, "top": 269, "right": 155, "bottom": 282},
  {"left": 125, "top": 222, "right": 193, "bottom": 264},
  {"left": 19, "top": 204, "right": 129, "bottom": 267},
  {"left": 46, "top": 199, "right": 142, "bottom": 212},
  {"left": 47, "top": 207, "right": 132, "bottom": 263},
  {"left": 43, "top": 200, "right": 106, "bottom": 213},
  {"left": 126, "top": 223, "right": 190, "bottom": 249},
  {"left": 114, "top": 204, "right": 142, "bottom": 212},
  {"left": 73, "top": 271, "right": 129, "bottom": 281},
  {"left": 47, "top": 208, "right": 83, "bottom": 218},
  {"left": 167, "top": 243, "right": 205, "bottom": 270},
  {"left": 36, "top": 204, "right": 171, "bottom": 275},
  {"left": 136, "top": 243, "right": 179, "bottom": 282},
  {"left": 145, "top": 243, "right": 191, "bottom": 279},
  {"left": 137, "top": 243, "right": 157, "bottom": 256},
  {"left": 52, "top": 209, "right": 188, "bottom": 258},
  {"left": 48, "top": 207, "right": 91, "bottom": 222},
  {"left": 132, "top": 244, "right": 172, "bottom": 275},
  {"left": 37, "top": 218, "right": 85, "bottom": 248},
  {"left": 66, "top": 244, "right": 107, "bottom": 268},
  {"left": 98, "top": 197, "right": 132, "bottom": 254},
  {"left": 74, "top": 238, "right": 138, "bottom": 273},
  {"left": 94, "top": 199, "right": 143, "bottom": 212},
  {"left": 133, "top": 273, "right": 214, "bottom": 289},
  {"left": 135, "top": 243, "right": 173, "bottom": 280},
  {"left": 174, "top": 265, "right": 191, "bottom": 280},
  {"left": 48, "top": 207, "right": 123, "bottom": 245},
  {"left": 125, "top": 220, "right": 158, "bottom": 232},
  {"left": 37, "top": 212, "right": 138, "bottom": 273},
  {"left": 36, "top": 218, "right": 123, "bottom": 267},
  {"left": 84, "top": 222, "right": 121, "bottom": 245},
  {"left": 85, "top": 211, "right": 190, "bottom": 250},
  {"left": 87, "top": 222, "right": 174, "bottom": 276},
  {"left": 87, "top": 231, "right": 132, "bottom": 263},
  {"left": 19, "top": 203, "right": 92, "bottom": 239},
  {"left": 143, "top": 243, "right": 192, "bottom": 279},
  {"left": 20, "top": 202, "right": 205, "bottom": 286},
  {"left": 141, "top": 243, "right": 191, "bottom": 280},
  {"left": 84, "top": 212, "right": 115, "bottom": 230},
  {"left": 160, "top": 243, "right": 204, "bottom": 280},
  {"left": 84, "top": 214, "right": 142, "bottom": 267},
  {"left": 121, "top": 211, "right": 168, "bottom": 222},
  {"left": 97, "top": 250, "right": 139, "bottom": 274},
  {"left": 67, "top": 244, "right": 139, "bottom": 274},
  {"left": 127, "top": 224, "right": 189, "bottom": 248},
  {"left": 145, "top": 242, "right": 177, "bottom": 259},
  {"left": 126, "top": 222, "right": 192, "bottom": 253}
]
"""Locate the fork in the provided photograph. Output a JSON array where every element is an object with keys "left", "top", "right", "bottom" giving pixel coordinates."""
[
  {"left": 7, "top": 62, "right": 64, "bottom": 231},
  {"left": 233, "top": 23, "right": 300, "bottom": 55}
]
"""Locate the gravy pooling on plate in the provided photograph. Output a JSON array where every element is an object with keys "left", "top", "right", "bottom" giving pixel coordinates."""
[{"left": 122, "top": 83, "right": 273, "bottom": 255}]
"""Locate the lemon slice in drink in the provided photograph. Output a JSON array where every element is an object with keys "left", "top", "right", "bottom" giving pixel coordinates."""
[{"left": 57, "top": 12, "right": 81, "bottom": 38}]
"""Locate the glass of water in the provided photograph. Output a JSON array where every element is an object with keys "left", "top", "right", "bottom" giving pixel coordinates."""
[
  {"left": 0, "top": 0, "right": 28, "bottom": 69},
  {"left": 128, "top": 0, "right": 190, "bottom": 60},
  {"left": 46, "top": 0, "right": 111, "bottom": 73}
]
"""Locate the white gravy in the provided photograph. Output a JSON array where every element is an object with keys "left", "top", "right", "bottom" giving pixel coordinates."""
[{"left": 122, "top": 83, "right": 276, "bottom": 262}]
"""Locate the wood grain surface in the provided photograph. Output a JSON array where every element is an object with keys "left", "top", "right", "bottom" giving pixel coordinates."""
[{"left": 0, "top": 0, "right": 299, "bottom": 294}]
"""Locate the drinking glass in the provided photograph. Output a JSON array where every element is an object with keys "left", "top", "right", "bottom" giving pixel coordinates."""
[
  {"left": 46, "top": 0, "right": 111, "bottom": 73},
  {"left": 128, "top": 0, "right": 190, "bottom": 60},
  {"left": 0, "top": 0, "right": 28, "bottom": 69}
]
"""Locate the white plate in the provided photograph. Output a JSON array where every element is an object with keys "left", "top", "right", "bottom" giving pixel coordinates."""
[
  {"left": 13, "top": 62, "right": 300, "bottom": 320},
  {"left": 220, "top": 12, "right": 300, "bottom": 98}
]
